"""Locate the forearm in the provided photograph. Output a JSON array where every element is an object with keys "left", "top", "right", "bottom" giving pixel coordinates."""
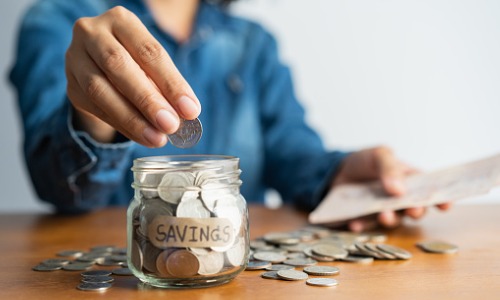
[{"left": 25, "top": 104, "right": 134, "bottom": 213}]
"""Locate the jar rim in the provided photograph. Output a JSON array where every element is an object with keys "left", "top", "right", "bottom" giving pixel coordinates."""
[{"left": 132, "top": 155, "right": 239, "bottom": 170}]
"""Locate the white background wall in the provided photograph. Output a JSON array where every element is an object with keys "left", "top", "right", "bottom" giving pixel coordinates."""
[{"left": 1, "top": 0, "right": 499, "bottom": 212}]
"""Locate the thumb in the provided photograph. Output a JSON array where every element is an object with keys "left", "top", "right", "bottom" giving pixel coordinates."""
[{"left": 373, "top": 147, "right": 406, "bottom": 196}]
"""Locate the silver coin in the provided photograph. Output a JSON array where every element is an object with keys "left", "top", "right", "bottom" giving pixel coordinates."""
[
  {"left": 311, "top": 244, "right": 348, "bottom": 259},
  {"left": 81, "top": 276, "right": 114, "bottom": 283},
  {"left": 306, "top": 278, "right": 339, "bottom": 287},
  {"left": 142, "top": 241, "right": 162, "bottom": 273},
  {"left": 158, "top": 172, "right": 196, "bottom": 204},
  {"left": 109, "top": 255, "right": 127, "bottom": 262},
  {"left": 264, "top": 232, "right": 300, "bottom": 245},
  {"left": 368, "top": 233, "right": 388, "bottom": 243},
  {"left": 76, "top": 282, "right": 112, "bottom": 291},
  {"left": 200, "top": 182, "right": 230, "bottom": 212},
  {"left": 280, "top": 243, "right": 310, "bottom": 253},
  {"left": 168, "top": 118, "right": 203, "bottom": 148},
  {"left": 303, "top": 247, "right": 335, "bottom": 262},
  {"left": 194, "top": 168, "right": 220, "bottom": 186},
  {"left": 276, "top": 269, "right": 308, "bottom": 281},
  {"left": 32, "top": 264, "right": 62, "bottom": 271},
  {"left": 196, "top": 251, "right": 224, "bottom": 275},
  {"left": 112, "top": 248, "right": 127, "bottom": 255},
  {"left": 365, "top": 243, "right": 396, "bottom": 260},
  {"left": 76, "top": 254, "right": 106, "bottom": 263},
  {"left": 62, "top": 263, "right": 93, "bottom": 271},
  {"left": 97, "top": 258, "right": 123, "bottom": 266},
  {"left": 109, "top": 254, "right": 127, "bottom": 262},
  {"left": 211, "top": 196, "right": 241, "bottom": 252},
  {"left": 265, "top": 264, "right": 295, "bottom": 271},
  {"left": 287, "top": 252, "right": 307, "bottom": 259},
  {"left": 135, "top": 171, "right": 162, "bottom": 199},
  {"left": 283, "top": 258, "right": 318, "bottom": 267},
  {"left": 377, "top": 244, "right": 412, "bottom": 260},
  {"left": 354, "top": 242, "right": 384, "bottom": 259},
  {"left": 176, "top": 192, "right": 211, "bottom": 219},
  {"left": 253, "top": 252, "right": 287, "bottom": 264},
  {"left": 225, "top": 238, "right": 247, "bottom": 267},
  {"left": 41, "top": 258, "right": 70, "bottom": 266},
  {"left": 417, "top": 241, "right": 458, "bottom": 254},
  {"left": 250, "top": 240, "right": 275, "bottom": 251},
  {"left": 289, "top": 231, "right": 316, "bottom": 242},
  {"left": 340, "top": 256, "right": 374, "bottom": 264},
  {"left": 245, "top": 260, "right": 272, "bottom": 270},
  {"left": 140, "top": 198, "right": 175, "bottom": 235},
  {"left": 112, "top": 267, "right": 133, "bottom": 276},
  {"left": 57, "top": 250, "right": 84, "bottom": 258},
  {"left": 81, "top": 270, "right": 112, "bottom": 277},
  {"left": 301, "top": 226, "right": 332, "bottom": 238},
  {"left": 303, "top": 266, "right": 340, "bottom": 276},
  {"left": 130, "top": 240, "right": 143, "bottom": 271},
  {"left": 261, "top": 271, "right": 281, "bottom": 280}
]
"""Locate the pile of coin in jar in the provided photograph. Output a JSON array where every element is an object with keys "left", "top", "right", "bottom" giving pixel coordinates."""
[{"left": 128, "top": 156, "right": 248, "bottom": 287}]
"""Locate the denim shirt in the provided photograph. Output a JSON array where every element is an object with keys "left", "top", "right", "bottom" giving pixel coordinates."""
[{"left": 9, "top": 0, "right": 347, "bottom": 213}]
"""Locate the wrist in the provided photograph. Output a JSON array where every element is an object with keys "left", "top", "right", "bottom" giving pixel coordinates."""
[{"left": 72, "top": 106, "right": 116, "bottom": 143}]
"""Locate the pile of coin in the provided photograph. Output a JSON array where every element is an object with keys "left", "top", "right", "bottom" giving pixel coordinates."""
[
  {"left": 245, "top": 226, "right": 416, "bottom": 287},
  {"left": 130, "top": 166, "right": 247, "bottom": 281},
  {"left": 32, "top": 245, "right": 133, "bottom": 291}
]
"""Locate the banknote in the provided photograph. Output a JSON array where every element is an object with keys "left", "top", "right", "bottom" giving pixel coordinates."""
[{"left": 309, "top": 153, "right": 500, "bottom": 224}]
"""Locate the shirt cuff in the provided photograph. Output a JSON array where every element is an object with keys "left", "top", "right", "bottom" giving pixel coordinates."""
[{"left": 309, "top": 150, "right": 351, "bottom": 211}]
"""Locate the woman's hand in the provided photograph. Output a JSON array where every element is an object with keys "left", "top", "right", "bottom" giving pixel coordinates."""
[
  {"left": 65, "top": 6, "right": 200, "bottom": 147},
  {"left": 333, "top": 146, "right": 452, "bottom": 232}
]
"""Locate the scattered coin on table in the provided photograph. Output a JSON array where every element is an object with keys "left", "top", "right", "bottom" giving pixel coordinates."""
[
  {"left": 303, "top": 266, "right": 340, "bottom": 276},
  {"left": 81, "top": 276, "right": 114, "bottom": 284},
  {"left": 32, "top": 245, "right": 134, "bottom": 292},
  {"left": 306, "top": 278, "right": 338, "bottom": 287},
  {"left": 77, "top": 282, "right": 112, "bottom": 292},
  {"left": 417, "top": 241, "right": 459, "bottom": 254},
  {"left": 277, "top": 270, "right": 309, "bottom": 281}
]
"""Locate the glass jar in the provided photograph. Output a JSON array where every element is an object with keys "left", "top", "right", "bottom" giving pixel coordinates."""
[{"left": 127, "top": 155, "right": 249, "bottom": 288}]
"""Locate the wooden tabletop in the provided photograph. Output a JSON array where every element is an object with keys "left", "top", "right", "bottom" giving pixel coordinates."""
[{"left": 1, "top": 204, "right": 500, "bottom": 299}]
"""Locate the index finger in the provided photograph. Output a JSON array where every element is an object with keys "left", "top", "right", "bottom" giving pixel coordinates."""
[
  {"left": 110, "top": 8, "right": 201, "bottom": 120},
  {"left": 373, "top": 147, "right": 406, "bottom": 196}
]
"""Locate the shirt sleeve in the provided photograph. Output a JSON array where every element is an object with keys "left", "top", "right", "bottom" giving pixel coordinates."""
[
  {"left": 9, "top": 1, "right": 134, "bottom": 213},
  {"left": 255, "top": 28, "right": 350, "bottom": 211}
]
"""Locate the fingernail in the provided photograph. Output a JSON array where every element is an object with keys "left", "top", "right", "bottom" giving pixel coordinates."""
[
  {"left": 143, "top": 127, "right": 166, "bottom": 147},
  {"left": 156, "top": 109, "right": 179, "bottom": 134},
  {"left": 177, "top": 95, "right": 200, "bottom": 118},
  {"left": 386, "top": 178, "right": 405, "bottom": 195},
  {"left": 349, "top": 221, "right": 363, "bottom": 233},
  {"left": 380, "top": 211, "right": 395, "bottom": 225}
]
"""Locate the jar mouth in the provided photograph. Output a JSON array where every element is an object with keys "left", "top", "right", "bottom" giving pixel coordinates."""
[
  {"left": 132, "top": 155, "right": 239, "bottom": 170},
  {"left": 132, "top": 179, "right": 243, "bottom": 191}
]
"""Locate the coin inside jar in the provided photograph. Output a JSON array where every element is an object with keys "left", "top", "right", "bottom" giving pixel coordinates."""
[{"left": 166, "top": 250, "right": 200, "bottom": 277}]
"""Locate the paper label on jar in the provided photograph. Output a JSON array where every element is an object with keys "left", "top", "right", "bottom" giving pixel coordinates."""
[{"left": 148, "top": 216, "right": 235, "bottom": 249}]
